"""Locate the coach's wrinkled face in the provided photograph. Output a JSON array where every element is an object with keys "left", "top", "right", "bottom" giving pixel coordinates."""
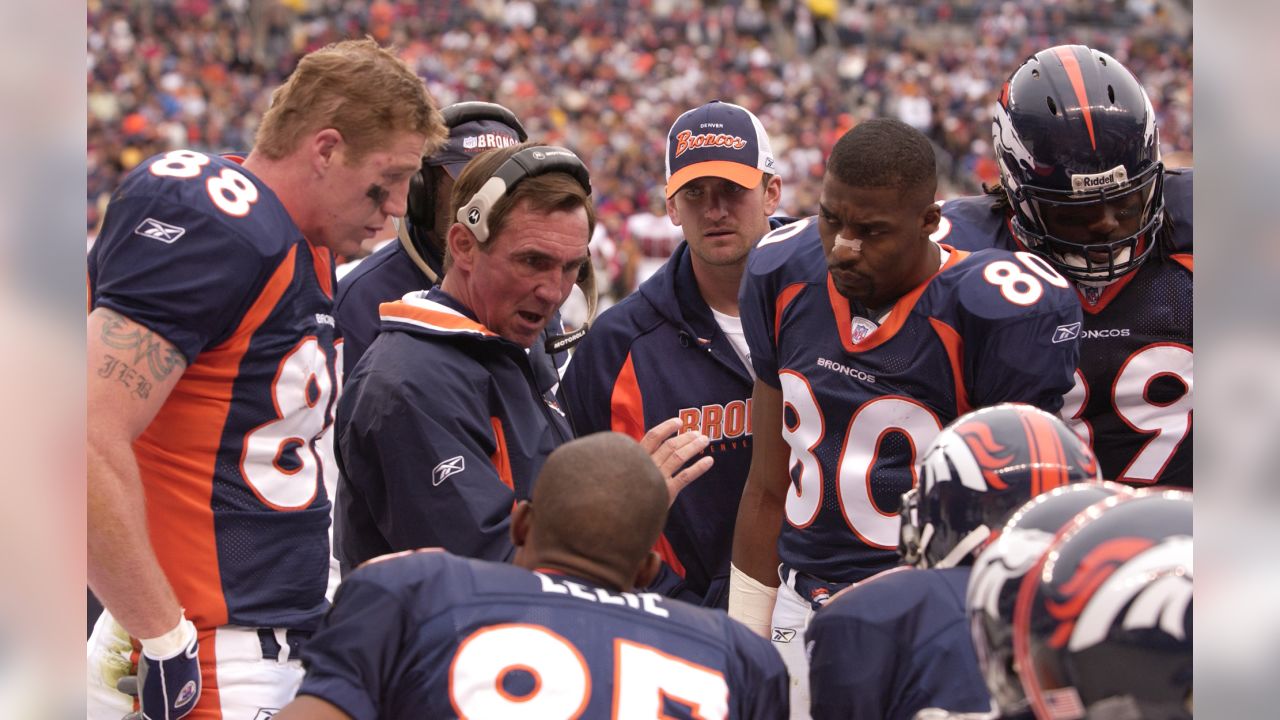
[
  {"left": 449, "top": 198, "right": 589, "bottom": 348},
  {"left": 817, "top": 173, "right": 940, "bottom": 310}
]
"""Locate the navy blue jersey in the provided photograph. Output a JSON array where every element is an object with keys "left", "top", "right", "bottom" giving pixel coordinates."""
[
  {"left": 939, "top": 171, "right": 1193, "bottom": 487},
  {"left": 334, "top": 288, "right": 573, "bottom": 573},
  {"left": 563, "top": 241, "right": 758, "bottom": 609},
  {"left": 739, "top": 218, "right": 1080, "bottom": 583},
  {"left": 334, "top": 237, "right": 568, "bottom": 392},
  {"left": 297, "top": 550, "right": 789, "bottom": 719},
  {"left": 808, "top": 566, "right": 990, "bottom": 720},
  {"left": 88, "top": 149, "right": 337, "bottom": 630},
  {"left": 334, "top": 238, "right": 433, "bottom": 378}
]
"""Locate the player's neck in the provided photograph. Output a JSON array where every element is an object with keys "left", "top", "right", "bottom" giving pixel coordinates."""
[
  {"left": 242, "top": 151, "right": 311, "bottom": 236},
  {"left": 689, "top": 254, "right": 746, "bottom": 317}
]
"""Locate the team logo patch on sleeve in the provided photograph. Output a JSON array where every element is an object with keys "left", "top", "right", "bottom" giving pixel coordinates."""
[
  {"left": 432, "top": 455, "right": 466, "bottom": 486},
  {"left": 134, "top": 217, "right": 187, "bottom": 244}
]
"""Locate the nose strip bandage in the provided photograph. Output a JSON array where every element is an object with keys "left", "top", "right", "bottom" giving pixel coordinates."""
[{"left": 834, "top": 234, "right": 863, "bottom": 252}]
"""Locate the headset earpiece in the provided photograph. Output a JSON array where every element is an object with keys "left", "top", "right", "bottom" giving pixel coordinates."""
[{"left": 456, "top": 146, "right": 592, "bottom": 244}]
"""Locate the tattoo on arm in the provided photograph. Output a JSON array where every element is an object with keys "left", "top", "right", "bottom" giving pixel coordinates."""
[{"left": 98, "top": 309, "right": 187, "bottom": 384}]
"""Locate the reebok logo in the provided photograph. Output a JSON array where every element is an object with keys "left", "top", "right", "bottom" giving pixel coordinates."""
[
  {"left": 1071, "top": 165, "right": 1129, "bottom": 194},
  {"left": 134, "top": 217, "right": 186, "bottom": 244},
  {"left": 1052, "top": 322, "right": 1082, "bottom": 343},
  {"left": 772, "top": 627, "right": 797, "bottom": 643},
  {"left": 432, "top": 456, "right": 465, "bottom": 486}
]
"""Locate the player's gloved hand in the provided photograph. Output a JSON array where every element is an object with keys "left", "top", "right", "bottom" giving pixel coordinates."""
[{"left": 119, "top": 614, "right": 202, "bottom": 720}]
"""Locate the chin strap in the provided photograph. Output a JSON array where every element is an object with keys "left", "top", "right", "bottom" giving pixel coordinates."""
[
  {"left": 395, "top": 217, "right": 440, "bottom": 286},
  {"left": 934, "top": 526, "right": 992, "bottom": 570}
]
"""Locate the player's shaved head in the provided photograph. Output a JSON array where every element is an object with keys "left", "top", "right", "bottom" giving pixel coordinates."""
[
  {"left": 828, "top": 118, "right": 937, "bottom": 204},
  {"left": 512, "top": 432, "right": 668, "bottom": 590}
]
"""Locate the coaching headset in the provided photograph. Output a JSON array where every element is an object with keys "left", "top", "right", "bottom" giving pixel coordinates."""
[
  {"left": 405, "top": 101, "right": 529, "bottom": 236},
  {"left": 454, "top": 144, "right": 599, "bottom": 353}
]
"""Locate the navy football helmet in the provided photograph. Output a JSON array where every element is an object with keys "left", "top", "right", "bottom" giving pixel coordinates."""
[
  {"left": 899, "top": 403, "right": 1101, "bottom": 570},
  {"left": 993, "top": 45, "right": 1165, "bottom": 286},
  {"left": 1014, "top": 490, "right": 1193, "bottom": 720},
  {"left": 966, "top": 482, "right": 1136, "bottom": 719}
]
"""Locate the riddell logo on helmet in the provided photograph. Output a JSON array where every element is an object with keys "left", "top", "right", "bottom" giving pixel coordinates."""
[
  {"left": 1071, "top": 165, "right": 1128, "bottom": 194},
  {"left": 673, "top": 130, "right": 747, "bottom": 157}
]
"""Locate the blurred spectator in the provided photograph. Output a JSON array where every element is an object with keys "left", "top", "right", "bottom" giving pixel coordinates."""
[{"left": 87, "top": 0, "right": 1192, "bottom": 309}]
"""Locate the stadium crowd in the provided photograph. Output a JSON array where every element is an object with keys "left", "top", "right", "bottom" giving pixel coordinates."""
[{"left": 86, "top": 0, "right": 1192, "bottom": 299}]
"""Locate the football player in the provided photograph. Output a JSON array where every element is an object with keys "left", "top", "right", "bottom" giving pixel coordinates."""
[
  {"left": 730, "top": 118, "right": 1082, "bottom": 717},
  {"left": 966, "top": 482, "right": 1137, "bottom": 719},
  {"left": 276, "top": 433, "right": 788, "bottom": 719},
  {"left": 86, "top": 39, "right": 445, "bottom": 719},
  {"left": 807, "top": 404, "right": 1101, "bottom": 720},
  {"left": 1012, "top": 490, "right": 1192, "bottom": 719},
  {"left": 939, "top": 45, "right": 1193, "bottom": 488}
]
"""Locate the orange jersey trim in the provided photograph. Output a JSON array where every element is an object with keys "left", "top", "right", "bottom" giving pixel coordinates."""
[
  {"left": 310, "top": 243, "right": 334, "bottom": 299},
  {"left": 774, "top": 282, "right": 807, "bottom": 341},
  {"left": 489, "top": 417, "right": 515, "bottom": 492},
  {"left": 609, "top": 353, "right": 646, "bottom": 440},
  {"left": 829, "top": 245, "right": 968, "bottom": 353},
  {"left": 928, "top": 318, "right": 972, "bottom": 415},
  {"left": 653, "top": 533, "right": 687, "bottom": 578},
  {"left": 135, "top": 245, "right": 300, "bottom": 629},
  {"left": 1170, "top": 253, "right": 1193, "bottom": 273}
]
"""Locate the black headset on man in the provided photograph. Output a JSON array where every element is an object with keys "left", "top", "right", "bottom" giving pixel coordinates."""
[{"left": 399, "top": 101, "right": 598, "bottom": 352}]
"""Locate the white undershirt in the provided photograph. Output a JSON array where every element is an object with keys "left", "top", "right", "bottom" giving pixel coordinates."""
[{"left": 710, "top": 308, "right": 756, "bottom": 381}]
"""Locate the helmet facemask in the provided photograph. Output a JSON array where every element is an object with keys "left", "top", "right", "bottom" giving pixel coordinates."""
[{"left": 1008, "top": 161, "right": 1165, "bottom": 287}]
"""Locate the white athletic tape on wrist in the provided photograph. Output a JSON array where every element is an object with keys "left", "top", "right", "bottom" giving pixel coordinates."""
[
  {"left": 140, "top": 613, "right": 196, "bottom": 660},
  {"left": 728, "top": 563, "right": 778, "bottom": 636}
]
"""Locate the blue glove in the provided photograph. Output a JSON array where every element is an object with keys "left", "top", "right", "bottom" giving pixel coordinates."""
[{"left": 124, "top": 616, "right": 202, "bottom": 720}]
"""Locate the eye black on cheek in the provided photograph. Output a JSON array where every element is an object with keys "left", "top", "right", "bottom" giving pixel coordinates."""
[{"left": 366, "top": 184, "right": 391, "bottom": 205}]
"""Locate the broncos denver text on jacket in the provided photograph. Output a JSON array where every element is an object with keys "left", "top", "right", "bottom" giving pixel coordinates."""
[
  {"left": 562, "top": 221, "right": 793, "bottom": 609},
  {"left": 938, "top": 169, "right": 1192, "bottom": 487},
  {"left": 88, "top": 150, "right": 338, "bottom": 633},
  {"left": 333, "top": 287, "right": 573, "bottom": 573},
  {"left": 294, "top": 549, "right": 789, "bottom": 719},
  {"left": 738, "top": 217, "right": 1081, "bottom": 586},
  {"left": 807, "top": 566, "right": 991, "bottom": 720}
]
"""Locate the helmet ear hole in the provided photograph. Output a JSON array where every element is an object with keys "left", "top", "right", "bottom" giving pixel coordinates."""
[
  {"left": 1107, "top": 85, "right": 1116, "bottom": 104},
  {"left": 1045, "top": 96, "right": 1058, "bottom": 116}
]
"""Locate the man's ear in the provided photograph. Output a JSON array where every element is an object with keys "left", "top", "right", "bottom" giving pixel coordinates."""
[
  {"left": 631, "top": 551, "right": 662, "bottom": 591},
  {"left": 311, "top": 128, "right": 344, "bottom": 175},
  {"left": 510, "top": 500, "right": 532, "bottom": 549},
  {"left": 921, "top": 200, "right": 942, "bottom": 239},
  {"left": 762, "top": 174, "right": 783, "bottom": 216},
  {"left": 446, "top": 222, "right": 478, "bottom": 272}
]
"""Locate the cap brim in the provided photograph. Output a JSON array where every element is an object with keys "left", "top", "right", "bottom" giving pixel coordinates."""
[
  {"left": 666, "top": 161, "right": 764, "bottom": 198},
  {"left": 441, "top": 160, "right": 469, "bottom": 179}
]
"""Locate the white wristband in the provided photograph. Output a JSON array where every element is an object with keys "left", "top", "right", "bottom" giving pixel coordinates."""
[
  {"left": 727, "top": 563, "right": 778, "bottom": 638},
  {"left": 140, "top": 613, "right": 196, "bottom": 660}
]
